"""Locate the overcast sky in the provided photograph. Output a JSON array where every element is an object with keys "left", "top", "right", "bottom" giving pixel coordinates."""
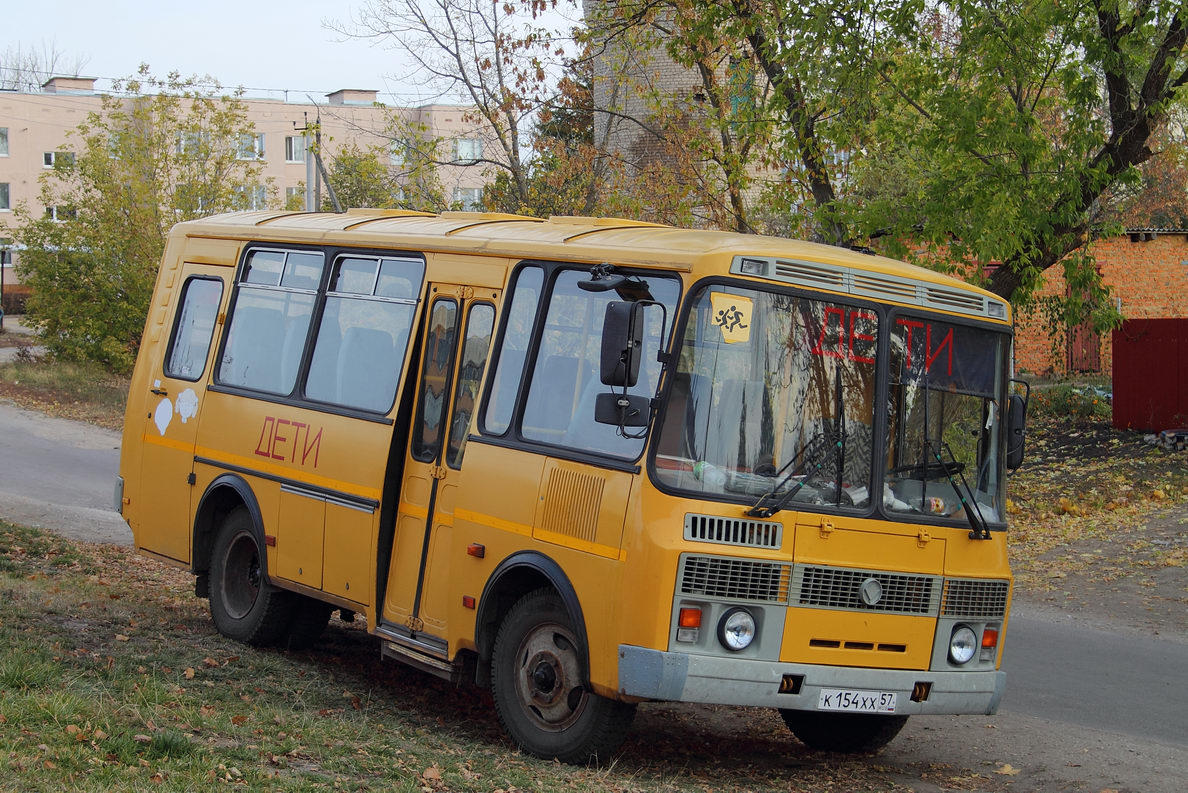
[{"left": 5, "top": 0, "right": 575, "bottom": 105}]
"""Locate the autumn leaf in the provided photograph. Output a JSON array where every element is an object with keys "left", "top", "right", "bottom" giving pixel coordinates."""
[
  {"left": 115, "top": 634, "right": 130, "bottom": 642},
  {"left": 995, "top": 763, "right": 1021, "bottom": 775},
  {"left": 183, "top": 668, "right": 195, "bottom": 680},
  {"left": 231, "top": 715, "right": 247, "bottom": 726},
  {"left": 202, "top": 657, "right": 219, "bottom": 668}
]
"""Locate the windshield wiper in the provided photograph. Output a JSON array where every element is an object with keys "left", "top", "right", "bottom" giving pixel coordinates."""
[
  {"left": 745, "top": 432, "right": 841, "bottom": 518},
  {"left": 924, "top": 440, "right": 990, "bottom": 540}
]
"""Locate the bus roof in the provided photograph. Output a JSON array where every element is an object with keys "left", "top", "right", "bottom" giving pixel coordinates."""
[{"left": 176, "top": 210, "right": 1004, "bottom": 313}]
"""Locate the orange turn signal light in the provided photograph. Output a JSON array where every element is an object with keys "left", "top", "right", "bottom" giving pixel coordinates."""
[
  {"left": 678, "top": 607, "right": 702, "bottom": 629},
  {"left": 981, "top": 627, "right": 999, "bottom": 648},
  {"left": 466, "top": 543, "right": 485, "bottom": 558}
]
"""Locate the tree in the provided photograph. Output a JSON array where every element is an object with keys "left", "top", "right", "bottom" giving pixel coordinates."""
[
  {"left": 0, "top": 43, "right": 88, "bottom": 91},
  {"left": 323, "top": 139, "right": 449, "bottom": 211},
  {"left": 338, "top": 0, "right": 564, "bottom": 211},
  {"left": 859, "top": 1, "right": 1188, "bottom": 321},
  {"left": 13, "top": 67, "right": 268, "bottom": 372}
]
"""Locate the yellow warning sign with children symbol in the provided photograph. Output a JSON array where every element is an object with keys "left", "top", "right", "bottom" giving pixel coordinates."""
[{"left": 709, "top": 292, "right": 753, "bottom": 344}]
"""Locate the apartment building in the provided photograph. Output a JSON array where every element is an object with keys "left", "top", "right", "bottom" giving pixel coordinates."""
[{"left": 0, "top": 76, "right": 492, "bottom": 285}]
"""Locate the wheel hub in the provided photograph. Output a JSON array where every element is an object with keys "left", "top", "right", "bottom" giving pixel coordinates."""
[{"left": 514, "top": 624, "right": 588, "bottom": 731}]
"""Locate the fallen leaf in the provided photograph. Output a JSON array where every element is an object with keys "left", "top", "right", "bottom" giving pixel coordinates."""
[
  {"left": 115, "top": 634, "right": 130, "bottom": 642},
  {"left": 202, "top": 657, "right": 219, "bottom": 668},
  {"left": 200, "top": 705, "right": 215, "bottom": 717},
  {"left": 184, "top": 668, "right": 195, "bottom": 680},
  {"left": 149, "top": 772, "right": 164, "bottom": 783},
  {"left": 995, "top": 763, "right": 1021, "bottom": 776},
  {"left": 422, "top": 766, "right": 442, "bottom": 781},
  {"left": 133, "top": 734, "right": 152, "bottom": 744},
  {"left": 65, "top": 724, "right": 80, "bottom": 735},
  {"left": 231, "top": 715, "right": 247, "bottom": 726}
]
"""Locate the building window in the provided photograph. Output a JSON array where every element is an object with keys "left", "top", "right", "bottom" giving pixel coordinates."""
[
  {"left": 43, "top": 151, "right": 74, "bottom": 169},
  {"left": 233, "top": 185, "right": 268, "bottom": 210},
  {"left": 453, "top": 186, "right": 482, "bottom": 211},
  {"left": 285, "top": 186, "right": 304, "bottom": 206},
  {"left": 237, "top": 132, "right": 265, "bottom": 161},
  {"left": 0, "top": 128, "right": 8, "bottom": 157},
  {"left": 453, "top": 138, "right": 482, "bottom": 164},
  {"left": 284, "top": 135, "right": 305, "bottom": 163},
  {"left": 44, "top": 206, "right": 77, "bottom": 221},
  {"left": 389, "top": 138, "right": 411, "bottom": 166},
  {"left": 0, "top": 183, "right": 10, "bottom": 211},
  {"left": 176, "top": 131, "right": 208, "bottom": 155}
]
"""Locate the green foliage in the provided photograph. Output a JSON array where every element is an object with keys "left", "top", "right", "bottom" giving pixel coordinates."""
[
  {"left": 12, "top": 66, "right": 268, "bottom": 373},
  {"left": 1029, "top": 384, "right": 1112, "bottom": 420}
]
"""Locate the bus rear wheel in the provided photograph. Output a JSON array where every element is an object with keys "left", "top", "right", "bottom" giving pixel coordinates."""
[
  {"left": 209, "top": 506, "right": 294, "bottom": 646},
  {"left": 779, "top": 709, "right": 908, "bottom": 753},
  {"left": 491, "top": 589, "right": 635, "bottom": 764}
]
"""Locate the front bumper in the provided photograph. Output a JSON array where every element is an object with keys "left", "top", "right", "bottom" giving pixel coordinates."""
[{"left": 618, "top": 645, "right": 1005, "bottom": 715}]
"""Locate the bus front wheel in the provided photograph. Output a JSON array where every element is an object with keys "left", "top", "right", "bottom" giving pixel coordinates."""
[
  {"left": 779, "top": 709, "right": 908, "bottom": 753},
  {"left": 209, "top": 506, "right": 294, "bottom": 646},
  {"left": 491, "top": 588, "right": 635, "bottom": 764}
]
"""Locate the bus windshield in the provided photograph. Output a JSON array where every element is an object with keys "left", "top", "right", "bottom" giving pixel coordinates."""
[{"left": 652, "top": 285, "right": 1009, "bottom": 526}]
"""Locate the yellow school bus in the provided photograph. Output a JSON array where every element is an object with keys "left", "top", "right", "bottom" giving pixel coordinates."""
[{"left": 118, "top": 209, "right": 1025, "bottom": 763}]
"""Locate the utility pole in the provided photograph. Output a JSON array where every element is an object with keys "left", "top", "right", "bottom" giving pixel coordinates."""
[
  {"left": 294, "top": 107, "right": 343, "bottom": 213},
  {"left": 294, "top": 114, "right": 317, "bottom": 212}
]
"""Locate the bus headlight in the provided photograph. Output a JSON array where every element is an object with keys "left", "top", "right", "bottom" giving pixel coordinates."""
[
  {"left": 949, "top": 625, "right": 978, "bottom": 664},
  {"left": 717, "top": 607, "right": 756, "bottom": 652}
]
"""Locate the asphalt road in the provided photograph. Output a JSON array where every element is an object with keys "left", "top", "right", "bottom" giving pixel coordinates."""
[
  {"left": 0, "top": 400, "right": 131, "bottom": 544},
  {"left": 0, "top": 399, "right": 1185, "bottom": 790}
]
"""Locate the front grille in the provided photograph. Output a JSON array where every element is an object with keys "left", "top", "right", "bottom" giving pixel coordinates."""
[
  {"left": 941, "top": 578, "right": 1010, "bottom": 619},
  {"left": 793, "top": 566, "right": 940, "bottom": 616},
  {"left": 684, "top": 514, "right": 782, "bottom": 549},
  {"left": 679, "top": 555, "right": 792, "bottom": 604}
]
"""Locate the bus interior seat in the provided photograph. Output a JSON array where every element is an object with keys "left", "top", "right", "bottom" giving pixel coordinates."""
[
  {"left": 226, "top": 306, "right": 284, "bottom": 392},
  {"left": 523, "top": 355, "right": 591, "bottom": 435},
  {"left": 278, "top": 320, "right": 311, "bottom": 393},
  {"left": 487, "top": 348, "right": 526, "bottom": 428},
  {"left": 656, "top": 372, "right": 711, "bottom": 459},
  {"left": 705, "top": 379, "right": 772, "bottom": 471},
  {"left": 337, "top": 326, "right": 398, "bottom": 412}
]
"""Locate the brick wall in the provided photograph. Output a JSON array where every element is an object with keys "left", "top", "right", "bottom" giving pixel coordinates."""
[{"left": 1013, "top": 233, "right": 1188, "bottom": 375}]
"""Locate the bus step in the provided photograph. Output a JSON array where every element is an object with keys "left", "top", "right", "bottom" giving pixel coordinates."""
[{"left": 381, "top": 639, "right": 458, "bottom": 682}]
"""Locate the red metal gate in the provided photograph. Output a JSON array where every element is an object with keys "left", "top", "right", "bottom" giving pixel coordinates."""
[{"left": 1112, "top": 319, "right": 1188, "bottom": 430}]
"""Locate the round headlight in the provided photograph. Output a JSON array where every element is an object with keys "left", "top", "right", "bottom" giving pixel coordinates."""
[
  {"left": 717, "top": 607, "right": 756, "bottom": 652},
  {"left": 949, "top": 625, "right": 978, "bottom": 664}
]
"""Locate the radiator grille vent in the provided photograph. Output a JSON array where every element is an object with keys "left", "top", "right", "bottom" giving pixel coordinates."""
[
  {"left": 793, "top": 566, "right": 940, "bottom": 615},
  {"left": 679, "top": 555, "right": 792, "bottom": 604},
  {"left": 941, "top": 578, "right": 1010, "bottom": 619},
  {"left": 684, "top": 514, "right": 782, "bottom": 550}
]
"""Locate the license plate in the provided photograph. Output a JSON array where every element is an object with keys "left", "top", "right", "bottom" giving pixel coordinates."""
[{"left": 817, "top": 688, "right": 898, "bottom": 713}]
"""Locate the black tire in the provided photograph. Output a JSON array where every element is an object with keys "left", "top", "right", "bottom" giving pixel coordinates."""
[
  {"left": 779, "top": 709, "right": 908, "bottom": 753},
  {"left": 491, "top": 588, "right": 636, "bottom": 764},
  {"left": 283, "top": 596, "right": 334, "bottom": 650},
  {"left": 209, "top": 506, "right": 294, "bottom": 646}
]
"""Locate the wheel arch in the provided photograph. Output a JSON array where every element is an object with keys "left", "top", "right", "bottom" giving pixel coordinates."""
[
  {"left": 193, "top": 473, "right": 267, "bottom": 579},
  {"left": 474, "top": 551, "right": 588, "bottom": 687}
]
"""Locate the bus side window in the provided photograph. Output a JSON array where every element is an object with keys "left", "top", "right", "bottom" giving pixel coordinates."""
[
  {"left": 218, "top": 248, "right": 324, "bottom": 395},
  {"left": 164, "top": 277, "right": 223, "bottom": 381},
  {"left": 483, "top": 265, "right": 543, "bottom": 435},
  {"left": 304, "top": 255, "right": 421, "bottom": 413},
  {"left": 446, "top": 303, "right": 495, "bottom": 468}
]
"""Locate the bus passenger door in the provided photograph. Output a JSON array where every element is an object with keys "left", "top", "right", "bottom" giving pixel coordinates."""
[
  {"left": 384, "top": 287, "right": 497, "bottom": 643},
  {"left": 136, "top": 264, "right": 228, "bottom": 562}
]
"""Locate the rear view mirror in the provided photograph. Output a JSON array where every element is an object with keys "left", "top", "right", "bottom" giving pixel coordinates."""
[
  {"left": 600, "top": 301, "right": 644, "bottom": 388},
  {"left": 594, "top": 392, "right": 650, "bottom": 427},
  {"left": 1006, "top": 392, "right": 1028, "bottom": 471}
]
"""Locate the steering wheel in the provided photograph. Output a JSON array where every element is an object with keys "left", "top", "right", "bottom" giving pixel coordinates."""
[{"left": 890, "top": 461, "right": 965, "bottom": 479}]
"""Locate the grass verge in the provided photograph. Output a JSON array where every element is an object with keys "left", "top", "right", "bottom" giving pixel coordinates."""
[
  {"left": 0, "top": 520, "right": 1021, "bottom": 792},
  {"left": 0, "top": 358, "right": 129, "bottom": 430}
]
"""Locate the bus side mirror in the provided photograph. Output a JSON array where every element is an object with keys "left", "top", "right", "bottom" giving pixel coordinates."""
[
  {"left": 600, "top": 301, "right": 644, "bottom": 388},
  {"left": 595, "top": 392, "right": 651, "bottom": 427},
  {"left": 1006, "top": 393, "right": 1027, "bottom": 471}
]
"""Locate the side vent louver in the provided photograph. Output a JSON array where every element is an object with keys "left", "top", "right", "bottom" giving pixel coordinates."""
[
  {"left": 733, "top": 256, "right": 1004, "bottom": 320},
  {"left": 684, "top": 514, "right": 782, "bottom": 549}
]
